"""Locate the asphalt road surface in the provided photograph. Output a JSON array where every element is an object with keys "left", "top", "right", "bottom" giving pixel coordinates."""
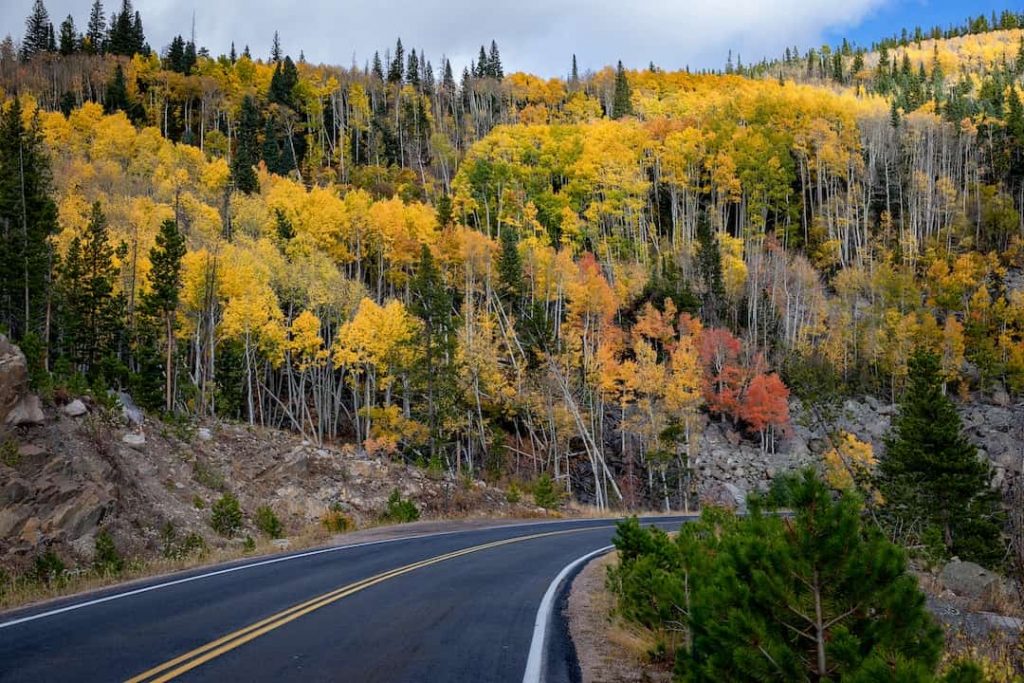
[{"left": 0, "top": 516, "right": 691, "bottom": 682}]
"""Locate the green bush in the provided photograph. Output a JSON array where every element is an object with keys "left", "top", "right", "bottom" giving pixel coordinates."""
[
  {"left": 93, "top": 530, "right": 124, "bottom": 574},
  {"left": 255, "top": 506, "right": 283, "bottom": 539},
  {"left": 506, "top": 482, "right": 522, "bottom": 504},
  {"left": 610, "top": 471, "right": 953, "bottom": 682},
  {"left": 161, "top": 522, "right": 208, "bottom": 560},
  {"left": 382, "top": 489, "right": 420, "bottom": 524},
  {"left": 0, "top": 439, "right": 19, "bottom": 467},
  {"left": 210, "top": 493, "right": 243, "bottom": 537},
  {"left": 532, "top": 473, "right": 560, "bottom": 509},
  {"left": 243, "top": 535, "right": 256, "bottom": 552},
  {"left": 32, "top": 551, "right": 65, "bottom": 585}
]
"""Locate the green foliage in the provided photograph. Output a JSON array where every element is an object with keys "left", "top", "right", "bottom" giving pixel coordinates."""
[
  {"left": 231, "top": 95, "right": 260, "bottom": 194},
  {"left": 32, "top": 550, "right": 65, "bottom": 585},
  {"left": 695, "top": 212, "right": 725, "bottom": 325},
  {"left": 876, "top": 349, "right": 1005, "bottom": 567},
  {"left": 612, "top": 61, "right": 633, "bottom": 119},
  {"left": 505, "top": 482, "right": 522, "bottom": 504},
  {"left": 382, "top": 488, "right": 420, "bottom": 523},
  {"left": 254, "top": 505, "right": 283, "bottom": 539},
  {"left": 0, "top": 438, "right": 20, "bottom": 467},
  {"left": 532, "top": 473, "right": 560, "bottom": 509},
  {"left": 192, "top": 458, "right": 225, "bottom": 492},
  {"left": 242, "top": 535, "right": 256, "bottom": 552},
  {"left": 611, "top": 471, "right": 947, "bottom": 682},
  {"left": 160, "top": 522, "right": 207, "bottom": 560},
  {"left": 210, "top": 493, "right": 243, "bottom": 537},
  {"left": 93, "top": 530, "right": 124, "bottom": 574}
]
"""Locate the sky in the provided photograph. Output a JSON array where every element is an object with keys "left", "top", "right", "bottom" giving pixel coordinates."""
[{"left": 1, "top": 0, "right": 1020, "bottom": 77}]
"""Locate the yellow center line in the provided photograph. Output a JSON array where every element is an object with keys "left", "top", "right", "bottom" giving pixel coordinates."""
[{"left": 126, "top": 526, "right": 606, "bottom": 683}]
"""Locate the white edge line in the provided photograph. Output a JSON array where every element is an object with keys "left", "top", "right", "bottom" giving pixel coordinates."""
[
  {"left": 0, "top": 516, "right": 663, "bottom": 631},
  {"left": 522, "top": 544, "right": 613, "bottom": 683}
]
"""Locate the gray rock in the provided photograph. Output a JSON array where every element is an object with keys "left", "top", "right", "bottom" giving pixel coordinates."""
[
  {"left": 990, "top": 384, "right": 1011, "bottom": 408},
  {"left": 940, "top": 560, "right": 1000, "bottom": 598},
  {"left": 271, "top": 538, "right": 291, "bottom": 550},
  {"left": 116, "top": 391, "right": 144, "bottom": 426},
  {"left": 701, "top": 482, "right": 747, "bottom": 514},
  {"left": 0, "top": 334, "right": 28, "bottom": 425},
  {"left": 197, "top": 427, "right": 213, "bottom": 442},
  {"left": 5, "top": 394, "right": 44, "bottom": 426},
  {"left": 62, "top": 399, "right": 88, "bottom": 417},
  {"left": 122, "top": 432, "right": 146, "bottom": 449}
]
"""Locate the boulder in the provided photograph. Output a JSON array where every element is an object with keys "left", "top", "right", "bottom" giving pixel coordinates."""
[
  {"left": 939, "top": 560, "right": 1000, "bottom": 599},
  {"left": 197, "top": 427, "right": 213, "bottom": 442},
  {"left": 62, "top": 399, "right": 88, "bottom": 418},
  {"left": 0, "top": 334, "right": 28, "bottom": 425},
  {"left": 700, "top": 482, "right": 747, "bottom": 514},
  {"left": 122, "top": 432, "right": 146, "bottom": 449},
  {"left": 116, "top": 391, "right": 144, "bottom": 426},
  {"left": 5, "top": 394, "right": 44, "bottom": 426}
]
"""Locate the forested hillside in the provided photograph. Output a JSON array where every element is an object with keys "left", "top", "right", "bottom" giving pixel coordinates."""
[{"left": 2, "top": 0, "right": 1024, "bottom": 514}]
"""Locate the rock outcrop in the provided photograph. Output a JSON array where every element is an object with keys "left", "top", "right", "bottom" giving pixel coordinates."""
[{"left": 0, "top": 334, "right": 29, "bottom": 425}]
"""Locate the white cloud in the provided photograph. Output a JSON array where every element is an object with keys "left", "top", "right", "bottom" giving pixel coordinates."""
[{"left": 4, "top": 0, "right": 890, "bottom": 75}]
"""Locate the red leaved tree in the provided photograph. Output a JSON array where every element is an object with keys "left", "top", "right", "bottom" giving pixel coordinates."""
[
  {"left": 740, "top": 372, "right": 790, "bottom": 452},
  {"left": 699, "top": 327, "right": 745, "bottom": 422}
]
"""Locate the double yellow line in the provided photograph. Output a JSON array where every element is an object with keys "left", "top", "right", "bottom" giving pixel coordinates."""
[{"left": 127, "top": 527, "right": 594, "bottom": 682}]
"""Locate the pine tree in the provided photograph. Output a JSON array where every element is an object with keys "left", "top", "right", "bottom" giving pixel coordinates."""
[
  {"left": 59, "top": 202, "right": 122, "bottom": 376},
  {"left": 58, "top": 15, "right": 77, "bottom": 56},
  {"left": 476, "top": 45, "right": 489, "bottom": 78},
  {"left": 496, "top": 228, "right": 523, "bottom": 313},
  {"left": 0, "top": 99, "right": 58, "bottom": 341},
  {"left": 270, "top": 30, "right": 281, "bottom": 63},
  {"left": 229, "top": 41, "right": 236, "bottom": 64},
  {"left": 623, "top": 471, "right": 949, "bottom": 681},
  {"left": 85, "top": 0, "right": 105, "bottom": 54},
  {"left": 612, "top": 60, "right": 632, "bottom": 118},
  {"left": 142, "top": 219, "right": 185, "bottom": 412},
  {"left": 107, "top": 0, "right": 138, "bottom": 56},
  {"left": 21, "top": 0, "right": 52, "bottom": 61},
  {"left": 877, "top": 350, "right": 1005, "bottom": 565},
  {"left": 388, "top": 38, "right": 405, "bottom": 84},
  {"left": 406, "top": 49, "right": 420, "bottom": 90},
  {"left": 695, "top": 212, "right": 725, "bottom": 325},
  {"left": 371, "top": 51, "right": 384, "bottom": 82},
  {"left": 232, "top": 95, "right": 261, "bottom": 194},
  {"left": 435, "top": 193, "right": 453, "bottom": 229},
  {"left": 104, "top": 64, "right": 129, "bottom": 115},
  {"left": 410, "top": 244, "right": 456, "bottom": 461},
  {"left": 269, "top": 56, "right": 298, "bottom": 108},
  {"left": 488, "top": 41, "right": 503, "bottom": 79},
  {"left": 569, "top": 54, "right": 579, "bottom": 89}
]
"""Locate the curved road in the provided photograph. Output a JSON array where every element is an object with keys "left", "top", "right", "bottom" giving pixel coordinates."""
[{"left": 0, "top": 516, "right": 690, "bottom": 682}]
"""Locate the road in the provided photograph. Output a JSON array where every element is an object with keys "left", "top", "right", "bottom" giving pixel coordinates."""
[{"left": 0, "top": 516, "right": 690, "bottom": 682}]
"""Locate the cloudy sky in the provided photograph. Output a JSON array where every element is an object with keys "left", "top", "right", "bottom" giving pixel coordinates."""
[{"left": 0, "top": 0, "right": 1013, "bottom": 76}]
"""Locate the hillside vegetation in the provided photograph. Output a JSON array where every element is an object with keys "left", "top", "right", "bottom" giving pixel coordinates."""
[{"left": 0, "top": 2, "right": 1023, "bottom": 523}]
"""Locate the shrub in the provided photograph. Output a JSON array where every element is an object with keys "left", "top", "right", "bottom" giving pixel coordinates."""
[
  {"left": 32, "top": 551, "right": 65, "bottom": 585},
  {"left": 321, "top": 503, "right": 353, "bottom": 533},
  {"left": 255, "top": 506, "right": 283, "bottom": 539},
  {"left": 382, "top": 489, "right": 420, "bottom": 523},
  {"left": 610, "top": 470, "right": 950, "bottom": 682},
  {"left": 161, "top": 522, "right": 208, "bottom": 560},
  {"left": 243, "top": 535, "right": 255, "bottom": 552},
  {"left": 93, "top": 530, "right": 124, "bottom": 574},
  {"left": 532, "top": 473, "right": 560, "bottom": 509},
  {"left": 0, "top": 439, "right": 19, "bottom": 467},
  {"left": 210, "top": 493, "right": 242, "bottom": 537},
  {"left": 506, "top": 482, "right": 522, "bottom": 504}
]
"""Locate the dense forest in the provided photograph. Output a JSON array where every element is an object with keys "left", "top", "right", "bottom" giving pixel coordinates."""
[{"left": 2, "top": 0, "right": 1024, "bottom": 515}]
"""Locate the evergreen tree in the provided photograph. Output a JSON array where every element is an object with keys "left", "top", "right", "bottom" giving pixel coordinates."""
[
  {"left": 406, "top": 49, "right": 420, "bottom": 89},
  {"left": 877, "top": 349, "right": 1005, "bottom": 566},
  {"left": 107, "top": 0, "right": 139, "bottom": 56},
  {"left": 371, "top": 51, "right": 384, "bottom": 82},
  {"left": 58, "top": 15, "right": 77, "bottom": 56},
  {"left": 142, "top": 219, "right": 186, "bottom": 412},
  {"left": 476, "top": 45, "right": 489, "bottom": 78},
  {"left": 165, "top": 35, "right": 185, "bottom": 72},
  {"left": 231, "top": 95, "right": 261, "bottom": 194},
  {"left": 270, "top": 30, "right": 281, "bottom": 63},
  {"left": 0, "top": 98, "right": 58, "bottom": 341},
  {"left": 569, "top": 54, "right": 579, "bottom": 89},
  {"left": 388, "top": 39, "right": 405, "bottom": 84},
  {"left": 242, "top": 44, "right": 251, "bottom": 60},
  {"left": 269, "top": 56, "right": 298, "bottom": 108},
  {"left": 85, "top": 0, "right": 105, "bottom": 54},
  {"left": 21, "top": 0, "right": 52, "bottom": 61},
  {"left": 59, "top": 202, "right": 122, "bottom": 375},
  {"left": 612, "top": 60, "right": 632, "bottom": 118},
  {"left": 229, "top": 41, "right": 236, "bottom": 64},
  {"left": 435, "top": 193, "right": 453, "bottom": 228},
  {"left": 488, "top": 41, "right": 503, "bottom": 79},
  {"left": 496, "top": 228, "right": 523, "bottom": 312},
  {"left": 695, "top": 212, "right": 725, "bottom": 325},
  {"left": 442, "top": 59, "right": 455, "bottom": 93},
  {"left": 410, "top": 244, "right": 456, "bottom": 461},
  {"left": 104, "top": 64, "right": 129, "bottom": 115},
  {"left": 611, "top": 471, "right": 949, "bottom": 681}
]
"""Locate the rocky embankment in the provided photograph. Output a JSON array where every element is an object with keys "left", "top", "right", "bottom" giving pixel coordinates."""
[
  {"left": 697, "top": 393, "right": 1022, "bottom": 507},
  {"left": 0, "top": 341, "right": 530, "bottom": 574}
]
